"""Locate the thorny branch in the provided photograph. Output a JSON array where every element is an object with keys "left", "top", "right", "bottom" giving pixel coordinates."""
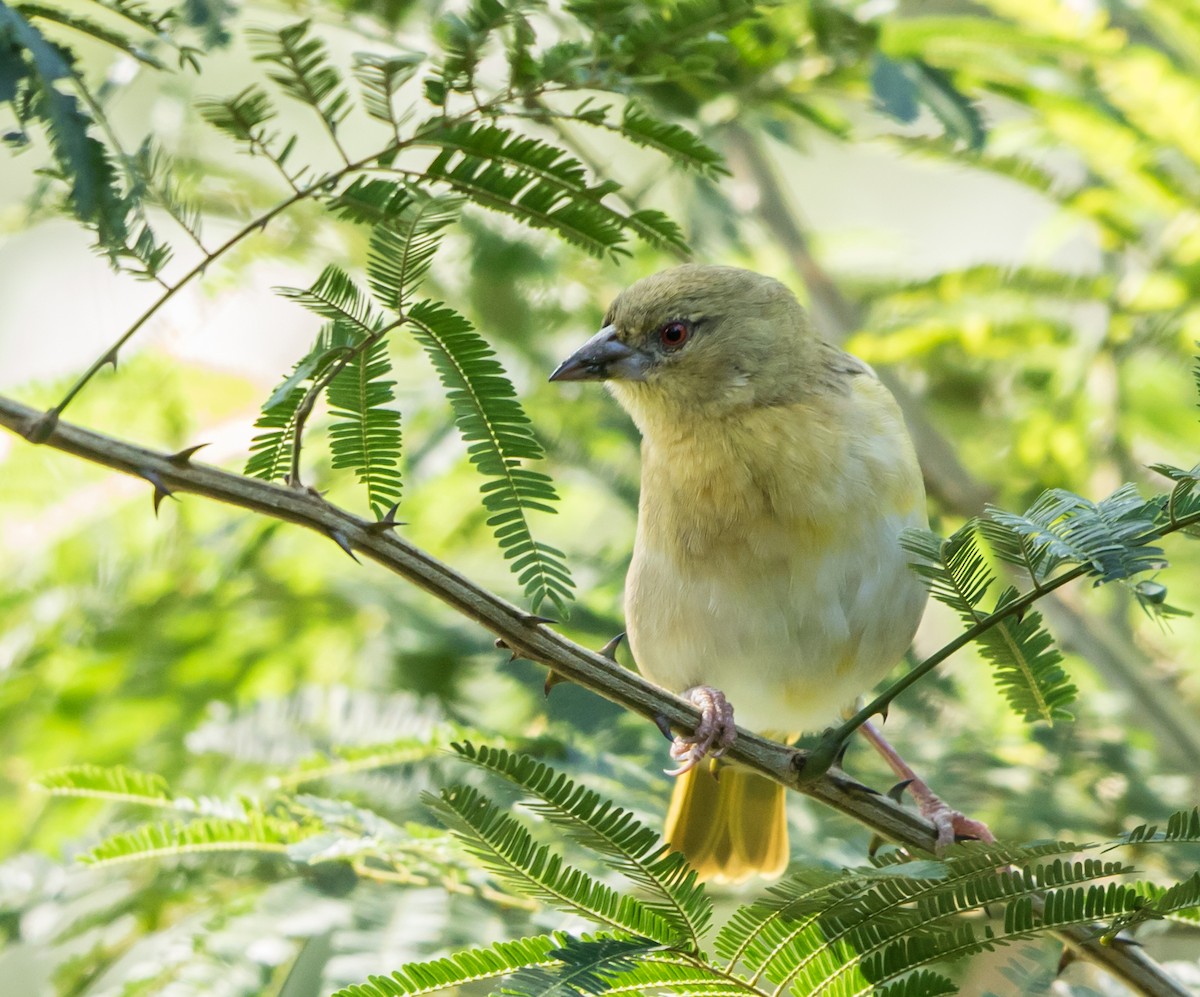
[{"left": 0, "top": 393, "right": 1190, "bottom": 997}]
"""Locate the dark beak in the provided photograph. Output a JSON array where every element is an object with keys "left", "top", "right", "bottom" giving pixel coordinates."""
[{"left": 549, "top": 325, "right": 649, "bottom": 382}]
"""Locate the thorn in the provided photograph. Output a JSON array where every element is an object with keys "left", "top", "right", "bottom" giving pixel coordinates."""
[
  {"left": 843, "top": 778, "right": 880, "bottom": 796},
  {"left": 886, "top": 778, "right": 915, "bottom": 804},
  {"left": 833, "top": 739, "right": 850, "bottom": 768},
  {"left": 103, "top": 348, "right": 119, "bottom": 371},
  {"left": 522, "top": 614, "right": 557, "bottom": 626},
  {"left": 867, "top": 834, "right": 885, "bottom": 858},
  {"left": 327, "top": 529, "right": 360, "bottom": 563},
  {"left": 653, "top": 714, "right": 675, "bottom": 742},
  {"left": 599, "top": 632, "right": 625, "bottom": 660},
  {"left": 152, "top": 485, "right": 175, "bottom": 515},
  {"left": 167, "top": 443, "right": 208, "bottom": 465},
  {"left": 24, "top": 409, "right": 58, "bottom": 444},
  {"left": 494, "top": 638, "right": 527, "bottom": 663},
  {"left": 544, "top": 670, "right": 569, "bottom": 696},
  {"left": 365, "top": 502, "right": 405, "bottom": 534},
  {"left": 284, "top": 475, "right": 324, "bottom": 499},
  {"left": 877, "top": 703, "right": 889, "bottom": 724},
  {"left": 1056, "top": 947, "right": 1077, "bottom": 977},
  {"left": 138, "top": 469, "right": 177, "bottom": 516}
]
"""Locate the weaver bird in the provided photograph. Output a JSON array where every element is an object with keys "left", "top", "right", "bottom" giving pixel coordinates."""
[{"left": 552, "top": 264, "right": 987, "bottom": 882}]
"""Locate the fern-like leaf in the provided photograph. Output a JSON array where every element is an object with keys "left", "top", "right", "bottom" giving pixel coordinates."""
[
  {"left": 249, "top": 20, "right": 351, "bottom": 135},
  {"left": 15, "top": 3, "right": 166, "bottom": 68},
  {"left": 424, "top": 784, "right": 679, "bottom": 943},
  {"left": 279, "top": 264, "right": 385, "bottom": 336},
  {"left": 453, "top": 742, "right": 711, "bottom": 946},
  {"left": 81, "top": 813, "right": 305, "bottom": 866},
  {"left": 1118, "top": 807, "right": 1200, "bottom": 846},
  {"left": 197, "top": 84, "right": 276, "bottom": 145},
  {"left": 332, "top": 176, "right": 415, "bottom": 225},
  {"left": 1121, "top": 876, "right": 1200, "bottom": 932},
  {"left": 987, "top": 484, "right": 1166, "bottom": 584},
  {"left": 330, "top": 934, "right": 562, "bottom": 997},
  {"left": 35, "top": 764, "right": 171, "bottom": 805},
  {"left": 246, "top": 385, "right": 306, "bottom": 482},
  {"left": 415, "top": 120, "right": 686, "bottom": 257},
  {"left": 506, "top": 935, "right": 661, "bottom": 997},
  {"left": 353, "top": 52, "right": 422, "bottom": 129},
  {"left": 1, "top": 6, "right": 128, "bottom": 252},
  {"left": 367, "top": 194, "right": 463, "bottom": 312},
  {"left": 406, "top": 299, "right": 574, "bottom": 612},
  {"left": 326, "top": 336, "right": 404, "bottom": 517},
  {"left": 246, "top": 324, "right": 356, "bottom": 481},
  {"left": 903, "top": 525, "right": 1076, "bottom": 722},
  {"left": 617, "top": 102, "right": 728, "bottom": 177},
  {"left": 280, "top": 734, "right": 462, "bottom": 787},
  {"left": 602, "top": 954, "right": 757, "bottom": 996}
]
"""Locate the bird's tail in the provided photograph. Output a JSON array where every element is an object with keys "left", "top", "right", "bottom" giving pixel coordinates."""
[{"left": 663, "top": 763, "right": 788, "bottom": 883}]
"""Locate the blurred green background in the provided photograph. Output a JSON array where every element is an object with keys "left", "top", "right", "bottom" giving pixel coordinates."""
[{"left": 1, "top": 0, "right": 1199, "bottom": 993}]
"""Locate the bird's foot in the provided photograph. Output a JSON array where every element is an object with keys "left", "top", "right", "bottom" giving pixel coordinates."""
[
  {"left": 859, "top": 719, "right": 994, "bottom": 853},
  {"left": 665, "top": 686, "right": 737, "bottom": 776},
  {"left": 898, "top": 777, "right": 996, "bottom": 852}
]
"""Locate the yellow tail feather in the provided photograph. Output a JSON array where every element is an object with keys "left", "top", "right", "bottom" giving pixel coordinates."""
[{"left": 663, "top": 764, "right": 788, "bottom": 884}]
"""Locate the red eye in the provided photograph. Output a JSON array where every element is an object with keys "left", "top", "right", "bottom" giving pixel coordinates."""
[{"left": 659, "top": 320, "right": 690, "bottom": 350}]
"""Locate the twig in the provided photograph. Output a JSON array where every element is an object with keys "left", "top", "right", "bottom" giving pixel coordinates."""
[{"left": 0, "top": 394, "right": 1189, "bottom": 996}]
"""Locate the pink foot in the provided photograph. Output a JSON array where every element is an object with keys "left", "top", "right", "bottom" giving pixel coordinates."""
[
  {"left": 859, "top": 719, "right": 995, "bottom": 852},
  {"left": 901, "top": 777, "right": 996, "bottom": 852},
  {"left": 665, "top": 686, "right": 737, "bottom": 776}
]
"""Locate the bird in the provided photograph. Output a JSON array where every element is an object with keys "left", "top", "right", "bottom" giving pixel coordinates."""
[{"left": 550, "top": 264, "right": 984, "bottom": 882}]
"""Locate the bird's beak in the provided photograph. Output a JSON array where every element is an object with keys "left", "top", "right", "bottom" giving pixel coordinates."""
[{"left": 549, "top": 325, "right": 649, "bottom": 382}]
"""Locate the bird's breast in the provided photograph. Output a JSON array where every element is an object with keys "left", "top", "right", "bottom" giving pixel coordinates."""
[{"left": 624, "top": 392, "right": 928, "bottom": 733}]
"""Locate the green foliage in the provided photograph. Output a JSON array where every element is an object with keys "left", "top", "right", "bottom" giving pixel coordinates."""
[
  {"left": 36, "top": 764, "right": 171, "bottom": 805},
  {"left": 453, "top": 742, "right": 711, "bottom": 945},
  {"left": 0, "top": 6, "right": 125, "bottom": 246},
  {"left": 902, "top": 524, "right": 1077, "bottom": 724},
  {"left": 326, "top": 337, "right": 404, "bottom": 517},
  {"left": 407, "top": 298, "right": 574, "bottom": 612},
  {"left": 427, "top": 782, "right": 679, "bottom": 942},
  {"left": 331, "top": 934, "right": 564, "bottom": 997},
  {"left": 417, "top": 120, "right": 684, "bottom": 258},
  {"left": 249, "top": 20, "right": 352, "bottom": 142},
  {"left": 341, "top": 749, "right": 1198, "bottom": 997},
  {"left": 353, "top": 51, "right": 423, "bottom": 130}
]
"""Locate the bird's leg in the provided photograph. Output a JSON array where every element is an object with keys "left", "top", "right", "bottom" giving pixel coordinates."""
[
  {"left": 858, "top": 719, "right": 995, "bottom": 851},
  {"left": 664, "top": 686, "right": 738, "bottom": 776}
]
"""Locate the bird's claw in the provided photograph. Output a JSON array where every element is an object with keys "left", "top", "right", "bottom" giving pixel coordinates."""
[
  {"left": 908, "top": 785, "right": 995, "bottom": 852},
  {"left": 664, "top": 686, "right": 737, "bottom": 776}
]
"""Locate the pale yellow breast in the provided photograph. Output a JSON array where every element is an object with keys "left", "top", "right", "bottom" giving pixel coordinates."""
[{"left": 624, "top": 376, "right": 928, "bottom": 734}]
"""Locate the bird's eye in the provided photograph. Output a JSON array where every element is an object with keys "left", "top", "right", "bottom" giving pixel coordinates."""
[{"left": 659, "top": 320, "right": 691, "bottom": 350}]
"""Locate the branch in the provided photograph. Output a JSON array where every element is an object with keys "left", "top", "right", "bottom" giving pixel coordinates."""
[{"left": 0, "top": 393, "right": 1188, "bottom": 996}]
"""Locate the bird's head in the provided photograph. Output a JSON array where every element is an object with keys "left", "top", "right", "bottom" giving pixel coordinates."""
[{"left": 550, "top": 265, "right": 820, "bottom": 425}]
